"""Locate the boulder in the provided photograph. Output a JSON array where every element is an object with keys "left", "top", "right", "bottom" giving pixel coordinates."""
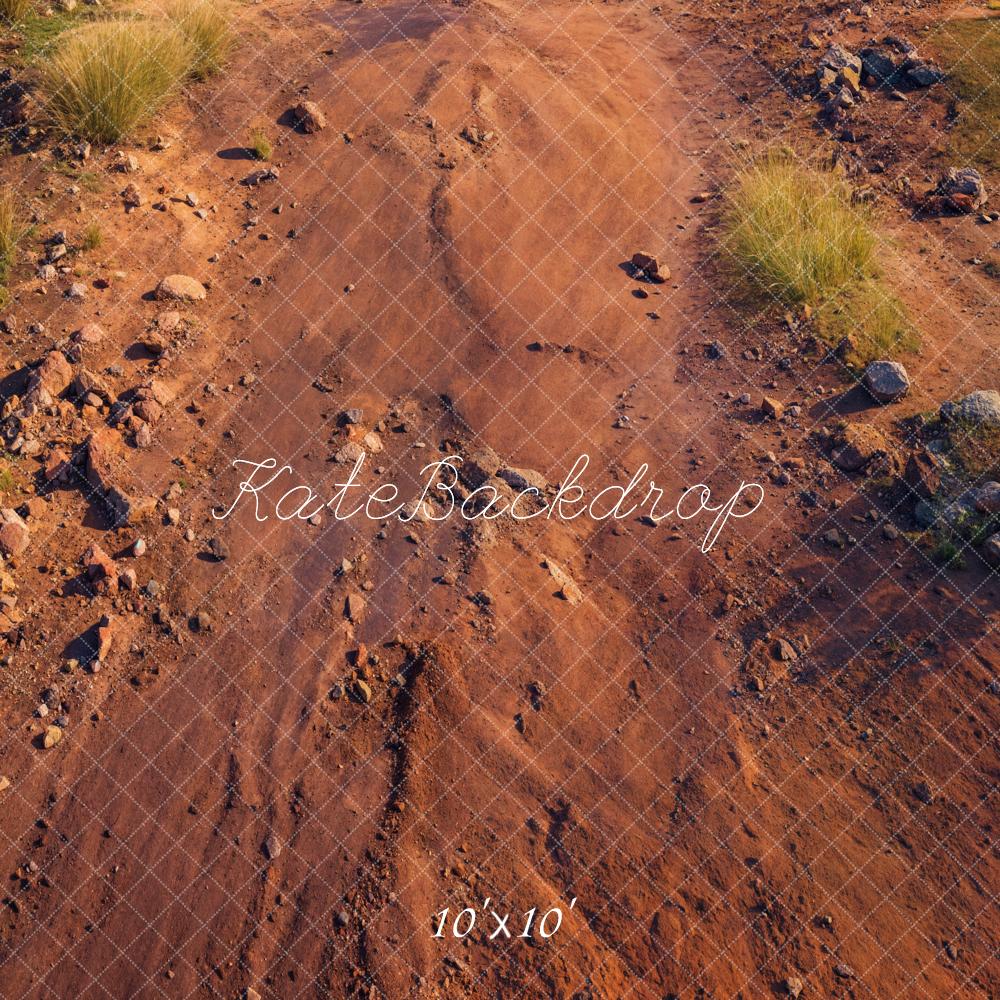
[
  {"left": 831, "top": 423, "right": 899, "bottom": 473},
  {"left": 73, "top": 322, "right": 105, "bottom": 344},
  {"left": 933, "top": 168, "right": 987, "bottom": 213},
  {"left": 292, "top": 101, "right": 326, "bottom": 133},
  {"left": 863, "top": 360, "right": 910, "bottom": 403},
  {"left": 154, "top": 274, "right": 206, "bottom": 302},
  {"left": 940, "top": 389, "right": 1000, "bottom": 427}
]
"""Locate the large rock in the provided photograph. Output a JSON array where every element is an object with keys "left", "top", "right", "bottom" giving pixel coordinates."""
[
  {"left": 863, "top": 360, "right": 910, "bottom": 404},
  {"left": 831, "top": 423, "right": 899, "bottom": 473},
  {"left": 154, "top": 274, "right": 206, "bottom": 302},
  {"left": 933, "top": 168, "right": 987, "bottom": 213},
  {"left": 940, "top": 389, "right": 1000, "bottom": 427}
]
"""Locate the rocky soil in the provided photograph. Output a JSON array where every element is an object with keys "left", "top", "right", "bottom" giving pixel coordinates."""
[{"left": 0, "top": 0, "right": 997, "bottom": 997}]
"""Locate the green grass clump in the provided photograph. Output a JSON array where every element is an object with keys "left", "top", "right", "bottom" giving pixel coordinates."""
[
  {"left": 0, "top": 464, "right": 15, "bottom": 495},
  {"left": 166, "top": 0, "right": 232, "bottom": 79},
  {"left": 720, "top": 150, "right": 915, "bottom": 364},
  {"left": 249, "top": 127, "right": 272, "bottom": 161},
  {"left": 0, "top": 0, "right": 32, "bottom": 24},
  {"left": 40, "top": 19, "right": 194, "bottom": 142},
  {"left": 0, "top": 186, "right": 28, "bottom": 288},
  {"left": 930, "top": 19, "right": 1000, "bottom": 171}
]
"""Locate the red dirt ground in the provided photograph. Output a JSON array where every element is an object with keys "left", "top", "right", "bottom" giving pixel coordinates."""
[{"left": 0, "top": 0, "right": 997, "bottom": 997}]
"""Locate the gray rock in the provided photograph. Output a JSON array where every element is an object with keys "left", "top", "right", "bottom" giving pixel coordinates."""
[
  {"left": 983, "top": 532, "right": 1000, "bottom": 566},
  {"left": 940, "top": 389, "right": 1000, "bottom": 426},
  {"left": 818, "top": 43, "right": 862, "bottom": 77},
  {"left": 935, "top": 167, "right": 988, "bottom": 211},
  {"left": 860, "top": 47, "right": 898, "bottom": 86},
  {"left": 905, "top": 59, "right": 945, "bottom": 86},
  {"left": 863, "top": 360, "right": 910, "bottom": 403}
]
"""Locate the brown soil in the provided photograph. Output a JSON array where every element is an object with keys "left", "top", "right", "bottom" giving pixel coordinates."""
[{"left": 0, "top": 0, "right": 997, "bottom": 998}]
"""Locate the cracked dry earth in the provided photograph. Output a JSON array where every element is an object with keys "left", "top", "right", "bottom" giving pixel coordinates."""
[{"left": 0, "top": 0, "right": 998, "bottom": 998}]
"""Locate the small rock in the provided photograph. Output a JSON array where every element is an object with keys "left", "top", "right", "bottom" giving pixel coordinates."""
[
  {"left": 207, "top": 537, "right": 230, "bottom": 561},
  {"left": 761, "top": 396, "right": 784, "bottom": 420},
  {"left": 630, "top": 251, "right": 668, "bottom": 283},
  {"left": 42, "top": 725, "right": 62, "bottom": 749},
  {"left": 292, "top": 100, "right": 326, "bottom": 133},
  {"left": 154, "top": 274, "right": 207, "bottom": 302}
]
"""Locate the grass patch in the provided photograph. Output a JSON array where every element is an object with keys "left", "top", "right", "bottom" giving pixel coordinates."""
[
  {"left": 0, "top": 464, "right": 15, "bottom": 496},
  {"left": 0, "top": 186, "right": 29, "bottom": 287},
  {"left": 930, "top": 18, "right": 1000, "bottom": 171},
  {"left": 947, "top": 422, "right": 1000, "bottom": 481},
  {"left": 13, "top": 4, "right": 96, "bottom": 62},
  {"left": 81, "top": 221, "right": 102, "bottom": 251},
  {"left": 720, "top": 150, "right": 916, "bottom": 364},
  {"left": 929, "top": 537, "right": 966, "bottom": 569},
  {"left": 0, "top": 0, "right": 32, "bottom": 24},
  {"left": 166, "top": 0, "right": 232, "bottom": 79},
  {"left": 40, "top": 18, "right": 194, "bottom": 142},
  {"left": 249, "top": 127, "right": 272, "bottom": 161}
]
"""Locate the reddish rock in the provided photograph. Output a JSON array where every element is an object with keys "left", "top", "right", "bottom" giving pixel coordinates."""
[
  {"left": 761, "top": 396, "right": 784, "bottom": 420},
  {"left": 43, "top": 448, "right": 71, "bottom": 483},
  {"left": 630, "top": 251, "right": 668, "bottom": 283},
  {"left": 85, "top": 427, "right": 132, "bottom": 526},
  {"left": 27, "top": 351, "right": 73, "bottom": 399},
  {"left": 0, "top": 517, "right": 29, "bottom": 558},
  {"left": 904, "top": 449, "right": 941, "bottom": 499},
  {"left": 84, "top": 543, "right": 118, "bottom": 594},
  {"left": 292, "top": 101, "right": 326, "bottom": 133},
  {"left": 832, "top": 423, "right": 899, "bottom": 473},
  {"left": 96, "top": 613, "right": 116, "bottom": 661}
]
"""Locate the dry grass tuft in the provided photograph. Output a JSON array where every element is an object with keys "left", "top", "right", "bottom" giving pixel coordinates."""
[
  {"left": 0, "top": 0, "right": 32, "bottom": 24},
  {"left": 40, "top": 19, "right": 194, "bottom": 142},
  {"left": 166, "top": 0, "right": 232, "bottom": 79},
  {"left": 249, "top": 127, "right": 272, "bottom": 161},
  {"left": 720, "top": 150, "right": 916, "bottom": 363},
  {"left": 0, "top": 186, "right": 28, "bottom": 286}
]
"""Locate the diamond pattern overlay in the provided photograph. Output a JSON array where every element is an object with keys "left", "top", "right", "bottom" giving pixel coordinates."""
[{"left": 0, "top": 0, "right": 998, "bottom": 997}]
